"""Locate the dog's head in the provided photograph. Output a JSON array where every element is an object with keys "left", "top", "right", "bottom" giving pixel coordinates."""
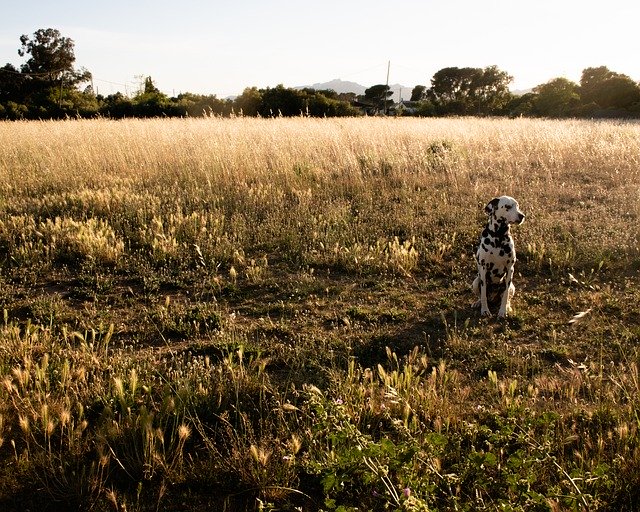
[{"left": 484, "top": 196, "right": 525, "bottom": 225}]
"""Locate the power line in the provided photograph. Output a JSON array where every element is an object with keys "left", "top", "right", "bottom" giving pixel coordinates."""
[
  {"left": 0, "top": 66, "right": 68, "bottom": 77},
  {"left": 93, "top": 77, "right": 136, "bottom": 87},
  {"left": 0, "top": 66, "right": 139, "bottom": 94}
]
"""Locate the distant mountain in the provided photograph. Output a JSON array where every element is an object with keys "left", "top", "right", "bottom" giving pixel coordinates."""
[
  {"left": 301, "top": 79, "right": 366, "bottom": 96},
  {"left": 298, "top": 79, "right": 414, "bottom": 102}
]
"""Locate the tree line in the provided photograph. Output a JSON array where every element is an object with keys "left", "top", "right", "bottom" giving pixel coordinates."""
[{"left": 2, "top": 28, "right": 640, "bottom": 120}]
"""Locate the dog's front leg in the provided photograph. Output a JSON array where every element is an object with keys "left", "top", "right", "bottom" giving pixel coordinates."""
[
  {"left": 498, "top": 266, "right": 514, "bottom": 318},
  {"left": 479, "top": 266, "right": 491, "bottom": 316}
]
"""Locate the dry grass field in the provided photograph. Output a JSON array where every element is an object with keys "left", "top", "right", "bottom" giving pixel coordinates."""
[{"left": 0, "top": 116, "right": 639, "bottom": 511}]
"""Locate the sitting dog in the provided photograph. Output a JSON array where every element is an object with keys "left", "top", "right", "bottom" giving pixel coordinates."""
[{"left": 472, "top": 196, "right": 525, "bottom": 318}]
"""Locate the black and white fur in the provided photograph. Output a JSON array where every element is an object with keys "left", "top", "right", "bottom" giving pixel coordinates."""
[{"left": 472, "top": 196, "right": 525, "bottom": 318}]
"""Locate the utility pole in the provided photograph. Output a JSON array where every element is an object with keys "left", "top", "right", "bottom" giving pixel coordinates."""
[{"left": 384, "top": 60, "right": 390, "bottom": 115}]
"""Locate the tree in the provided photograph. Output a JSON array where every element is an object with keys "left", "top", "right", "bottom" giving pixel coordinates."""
[
  {"left": 410, "top": 85, "right": 426, "bottom": 101},
  {"left": 230, "top": 86, "right": 359, "bottom": 118},
  {"left": 174, "top": 92, "right": 230, "bottom": 117},
  {"left": 0, "top": 63, "right": 24, "bottom": 103},
  {"left": 363, "top": 84, "right": 392, "bottom": 114},
  {"left": 595, "top": 75, "right": 640, "bottom": 110},
  {"left": 427, "top": 66, "right": 512, "bottom": 115},
  {"left": 19, "top": 28, "right": 91, "bottom": 87},
  {"left": 580, "top": 66, "right": 614, "bottom": 104},
  {"left": 336, "top": 92, "right": 357, "bottom": 103},
  {"left": 471, "top": 65, "right": 513, "bottom": 114},
  {"left": 143, "top": 76, "right": 160, "bottom": 95},
  {"left": 580, "top": 66, "right": 640, "bottom": 111},
  {"left": 428, "top": 67, "right": 477, "bottom": 114},
  {"left": 533, "top": 78, "right": 580, "bottom": 117},
  {"left": 506, "top": 92, "right": 536, "bottom": 117},
  {"left": 99, "top": 92, "right": 135, "bottom": 118},
  {"left": 132, "top": 76, "right": 173, "bottom": 117},
  {"left": 233, "top": 87, "right": 262, "bottom": 116},
  {"left": 0, "top": 28, "right": 93, "bottom": 117},
  {"left": 303, "top": 90, "right": 360, "bottom": 117},
  {"left": 259, "top": 84, "right": 305, "bottom": 116}
]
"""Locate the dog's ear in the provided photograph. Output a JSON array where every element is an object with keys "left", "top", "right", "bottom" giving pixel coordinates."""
[{"left": 484, "top": 198, "right": 500, "bottom": 215}]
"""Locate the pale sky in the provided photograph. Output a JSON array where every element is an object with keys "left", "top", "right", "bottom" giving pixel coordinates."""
[{"left": 1, "top": 0, "right": 638, "bottom": 98}]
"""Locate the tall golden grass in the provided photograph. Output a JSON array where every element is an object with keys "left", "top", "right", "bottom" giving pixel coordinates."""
[{"left": 1, "top": 117, "right": 638, "bottom": 272}]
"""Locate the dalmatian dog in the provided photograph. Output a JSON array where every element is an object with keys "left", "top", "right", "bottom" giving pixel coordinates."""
[{"left": 472, "top": 196, "right": 525, "bottom": 318}]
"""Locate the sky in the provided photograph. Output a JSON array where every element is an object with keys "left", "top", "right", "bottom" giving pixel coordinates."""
[{"left": 1, "top": 0, "right": 638, "bottom": 98}]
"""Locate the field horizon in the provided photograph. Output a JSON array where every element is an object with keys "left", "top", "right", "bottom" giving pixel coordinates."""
[{"left": 0, "top": 116, "right": 639, "bottom": 511}]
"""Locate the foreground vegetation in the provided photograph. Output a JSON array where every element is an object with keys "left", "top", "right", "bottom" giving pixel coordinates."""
[{"left": 0, "top": 117, "right": 638, "bottom": 511}]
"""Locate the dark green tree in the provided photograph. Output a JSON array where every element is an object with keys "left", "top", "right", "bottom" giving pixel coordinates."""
[
  {"left": 174, "top": 92, "right": 230, "bottom": 117},
  {"left": 427, "top": 66, "right": 512, "bottom": 115},
  {"left": 410, "top": 85, "right": 426, "bottom": 101},
  {"left": 336, "top": 92, "right": 357, "bottom": 103},
  {"left": 364, "top": 84, "right": 392, "bottom": 113},
  {"left": 18, "top": 28, "right": 91, "bottom": 88},
  {"left": 596, "top": 75, "right": 640, "bottom": 110},
  {"left": 533, "top": 78, "right": 580, "bottom": 117},
  {"left": 428, "top": 67, "right": 477, "bottom": 114},
  {"left": 132, "top": 76, "right": 173, "bottom": 117},
  {"left": 259, "top": 84, "right": 305, "bottom": 117},
  {"left": 580, "top": 66, "right": 640, "bottom": 111},
  {"left": 233, "top": 87, "right": 263, "bottom": 116},
  {"left": 506, "top": 92, "right": 536, "bottom": 117},
  {"left": 99, "top": 92, "right": 135, "bottom": 118},
  {"left": 580, "top": 66, "right": 615, "bottom": 104},
  {"left": 303, "top": 89, "right": 360, "bottom": 117},
  {"left": 0, "top": 64, "right": 24, "bottom": 104},
  {"left": 0, "top": 28, "right": 93, "bottom": 117},
  {"left": 470, "top": 65, "right": 513, "bottom": 114},
  {"left": 143, "top": 76, "right": 160, "bottom": 94}
]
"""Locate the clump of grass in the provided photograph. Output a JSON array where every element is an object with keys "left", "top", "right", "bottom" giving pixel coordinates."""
[
  {"left": 149, "top": 296, "right": 222, "bottom": 339},
  {"left": 0, "top": 215, "right": 124, "bottom": 266}
]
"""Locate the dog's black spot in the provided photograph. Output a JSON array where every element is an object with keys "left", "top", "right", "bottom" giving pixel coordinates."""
[
  {"left": 488, "top": 220, "right": 509, "bottom": 239},
  {"left": 485, "top": 197, "right": 501, "bottom": 215}
]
